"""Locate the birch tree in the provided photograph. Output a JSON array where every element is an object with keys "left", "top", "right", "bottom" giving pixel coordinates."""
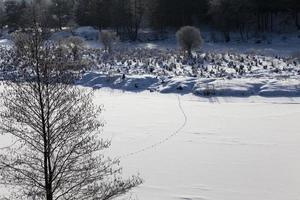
[{"left": 0, "top": 26, "right": 141, "bottom": 200}]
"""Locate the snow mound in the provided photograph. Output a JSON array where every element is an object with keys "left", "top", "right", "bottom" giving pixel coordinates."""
[
  {"left": 1, "top": 38, "right": 299, "bottom": 97},
  {"left": 77, "top": 73, "right": 300, "bottom": 97},
  {"left": 73, "top": 26, "right": 99, "bottom": 41},
  {"left": 50, "top": 31, "right": 73, "bottom": 40}
]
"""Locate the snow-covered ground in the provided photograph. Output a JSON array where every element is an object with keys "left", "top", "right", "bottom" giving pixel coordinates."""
[
  {"left": 0, "top": 86, "right": 299, "bottom": 200},
  {"left": 1, "top": 30, "right": 300, "bottom": 99},
  {"left": 92, "top": 90, "right": 300, "bottom": 200},
  {"left": 0, "top": 29, "right": 300, "bottom": 199},
  {"left": 3, "top": 36, "right": 299, "bottom": 97},
  {"left": 78, "top": 73, "right": 300, "bottom": 97}
]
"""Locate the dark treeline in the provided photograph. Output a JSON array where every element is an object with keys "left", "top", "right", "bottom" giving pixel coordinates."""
[{"left": 0, "top": 0, "right": 299, "bottom": 41}]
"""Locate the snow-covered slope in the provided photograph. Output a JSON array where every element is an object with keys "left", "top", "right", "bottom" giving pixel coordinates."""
[
  {"left": 1, "top": 33, "right": 300, "bottom": 97},
  {"left": 78, "top": 73, "right": 300, "bottom": 97},
  {"left": 75, "top": 46, "right": 300, "bottom": 97}
]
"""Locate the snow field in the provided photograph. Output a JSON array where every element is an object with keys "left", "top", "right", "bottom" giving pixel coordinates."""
[
  {"left": 1, "top": 30, "right": 300, "bottom": 199},
  {"left": 93, "top": 90, "right": 300, "bottom": 200}
]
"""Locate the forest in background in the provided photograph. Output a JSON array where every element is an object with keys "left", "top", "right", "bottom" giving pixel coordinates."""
[{"left": 0, "top": 0, "right": 299, "bottom": 41}]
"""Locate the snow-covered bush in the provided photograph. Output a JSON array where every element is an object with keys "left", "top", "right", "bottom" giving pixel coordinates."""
[
  {"left": 11, "top": 32, "right": 32, "bottom": 55},
  {"left": 1, "top": 42, "right": 299, "bottom": 81},
  {"left": 61, "top": 36, "right": 85, "bottom": 60},
  {"left": 100, "top": 30, "right": 118, "bottom": 53},
  {"left": 176, "top": 26, "right": 203, "bottom": 57}
]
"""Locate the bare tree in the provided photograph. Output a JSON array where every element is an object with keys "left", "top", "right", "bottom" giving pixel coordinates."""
[
  {"left": 0, "top": 27, "right": 142, "bottom": 200},
  {"left": 49, "top": 0, "right": 75, "bottom": 30},
  {"left": 128, "top": 0, "right": 145, "bottom": 41},
  {"left": 176, "top": 26, "right": 203, "bottom": 57},
  {"left": 0, "top": 1, "right": 6, "bottom": 29},
  {"left": 109, "top": 0, "right": 146, "bottom": 41}
]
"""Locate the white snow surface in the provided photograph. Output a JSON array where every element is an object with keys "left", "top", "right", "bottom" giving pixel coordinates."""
[
  {"left": 0, "top": 88, "right": 299, "bottom": 199},
  {"left": 78, "top": 73, "right": 300, "bottom": 97},
  {"left": 1, "top": 30, "right": 300, "bottom": 98},
  {"left": 93, "top": 90, "right": 300, "bottom": 200},
  {"left": 0, "top": 29, "right": 300, "bottom": 199}
]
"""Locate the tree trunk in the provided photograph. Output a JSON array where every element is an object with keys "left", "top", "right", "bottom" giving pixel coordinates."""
[
  {"left": 264, "top": 13, "right": 268, "bottom": 32},
  {"left": 36, "top": 60, "right": 53, "bottom": 200},
  {"left": 270, "top": 13, "right": 273, "bottom": 32},
  {"left": 59, "top": 17, "right": 62, "bottom": 30},
  {"left": 257, "top": 14, "right": 260, "bottom": 31},
  {"left": 296, "top": 12, "right": 300, "bottom": 30},
  {"left": 239, "top": 26, "right": 244, "bottom": 41},
  {"left": 46, "top": 191, "right": 53, "bottom": 200},
  {"left": 58, "top": 6, "right": 62, "bottom": 30},
  {"left": 188, "top": 48, "right": 192, "bottom": 58},
  {"left": 223, "top": 31, "right": 230, "bottom": 43}
]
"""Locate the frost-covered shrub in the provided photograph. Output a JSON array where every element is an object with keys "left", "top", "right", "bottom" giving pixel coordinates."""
[
  {"left": 61, "top": 36, "right": 85, "bottom": 60},
  {"left": 11, "top": 32, "right": 32, "bottom": 55},
  {"left": 176, "top": 26, "right": 203, "bottom": 57},
  {"left": 100, "top": 30, "right": 118, "bottom": 53}
]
